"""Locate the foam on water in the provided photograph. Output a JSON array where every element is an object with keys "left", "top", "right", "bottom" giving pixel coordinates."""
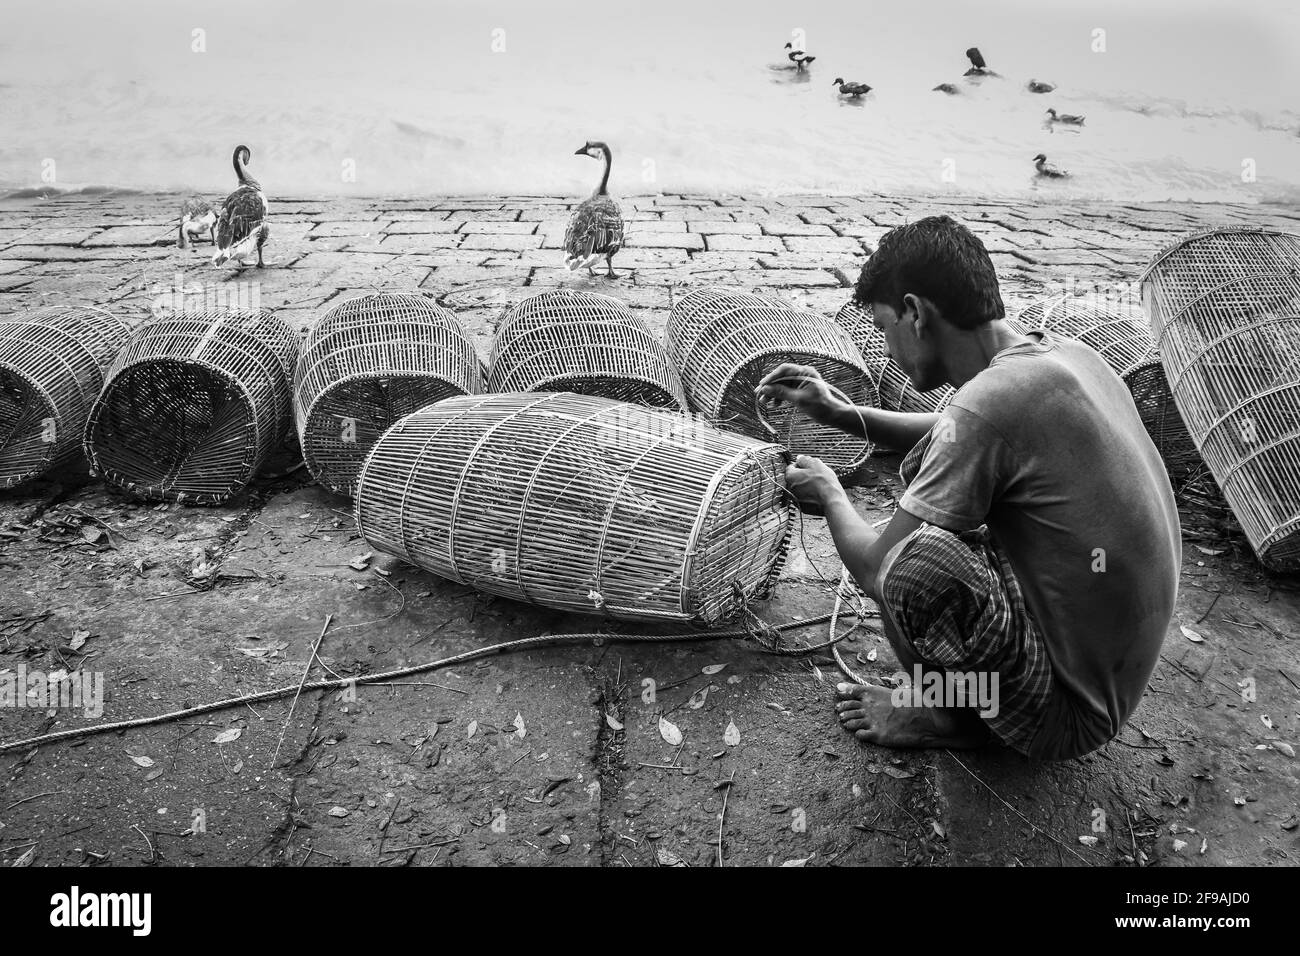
[{"left": 1, "top": 0, "right": 1297, "bottom": 202}]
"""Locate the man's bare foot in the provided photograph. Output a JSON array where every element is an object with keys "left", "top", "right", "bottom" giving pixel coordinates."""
[{"left": 834, "top": 682, "right": 989, "bottom": 749}]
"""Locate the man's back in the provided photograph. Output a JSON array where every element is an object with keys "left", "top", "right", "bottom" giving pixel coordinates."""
[{"left": 899, "top": 332, "right": 1181, "bottom": 759}]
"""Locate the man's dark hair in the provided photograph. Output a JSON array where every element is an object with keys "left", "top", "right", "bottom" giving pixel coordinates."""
[{"left": 853, "top": 215, "right": 1005, "bottom": 329}]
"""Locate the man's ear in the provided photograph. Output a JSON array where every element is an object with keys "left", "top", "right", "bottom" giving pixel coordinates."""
[{"left": 902, "top": 293, "right": 928, "bottom": 336}]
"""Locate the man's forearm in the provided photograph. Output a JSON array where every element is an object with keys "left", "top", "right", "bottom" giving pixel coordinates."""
[
  {"left": 827, "top": 404, "right": 939, "bottom": 452},
  {"left": 821, "top": 490, "right": 883, "bottom": 598}
]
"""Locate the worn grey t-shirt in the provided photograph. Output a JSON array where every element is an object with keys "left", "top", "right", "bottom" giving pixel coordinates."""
[{"left": 898, "top": 331, "right": 1180, "bottom": 759}]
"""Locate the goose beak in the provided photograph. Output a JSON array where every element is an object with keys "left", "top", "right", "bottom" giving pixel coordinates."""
[{"left": 574, "top": 147, "right": 587, "bottom": 155}]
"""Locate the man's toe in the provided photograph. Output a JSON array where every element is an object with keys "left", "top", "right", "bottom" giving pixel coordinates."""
[{"left": 836, "top": 682, "right": 868, "bottom": 701}]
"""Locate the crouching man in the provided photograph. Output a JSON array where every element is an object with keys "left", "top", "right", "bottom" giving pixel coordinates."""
[{"left": 758, "top": 216, "right": 1180, "bottom": 761}]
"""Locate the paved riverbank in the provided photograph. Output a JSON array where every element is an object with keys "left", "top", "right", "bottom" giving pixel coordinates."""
[{"left": 1, "top": 190, "right": 1298, "bottom": 867}]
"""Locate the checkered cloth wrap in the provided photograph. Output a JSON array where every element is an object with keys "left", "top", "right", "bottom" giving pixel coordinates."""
[{"left": 880, "top": 433, "right": 1056, "bottom": 754}]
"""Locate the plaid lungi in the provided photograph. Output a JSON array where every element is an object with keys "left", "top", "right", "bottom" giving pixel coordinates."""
[{"left": 875, "top": 523, "right": 1055, "bottom": 755}]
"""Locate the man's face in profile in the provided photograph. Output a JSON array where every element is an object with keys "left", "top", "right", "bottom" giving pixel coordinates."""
[{"left": 872, "top": 298, "right": 943, "bottom": 392}]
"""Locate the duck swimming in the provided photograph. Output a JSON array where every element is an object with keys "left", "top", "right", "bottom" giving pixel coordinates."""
[
  {"left": 963, "top": 47, "right": 999, "bottom": 77},
  {"left": 832, "top": 78, "right": 872, "bottom": 97},
  {"left": 564, "top": 141, "right": 624, "bottom": 279},
  {"left": 213, "top": 145, "right": 269, "bottom": 268},
  {"left": 178, "top": 197, "right": 218, "bottom": 249},
  {"left": 1046, "top": 108, "right": 1086, "bottom": 126},
  {"left": 933, "top": 83, "right": 960, "bottom": 95},
  {"left": 1027, "top": 79, "right": 1056, "bottom": 94},
  {"left": 1033, "top": 153, "right": 1070, "bottom": 178},
  {"left": 784, "top": 42, "right": 816, "bottom": 72}
]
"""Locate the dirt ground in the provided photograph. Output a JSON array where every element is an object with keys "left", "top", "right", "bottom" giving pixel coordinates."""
[{"left": 1, "top": 190, "right": 1298, "bottom": 867}]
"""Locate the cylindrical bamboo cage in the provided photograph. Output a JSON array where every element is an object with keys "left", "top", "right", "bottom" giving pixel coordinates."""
[
  {"left": 1014, "top": 295, "right": 1200, "bottom": 479},
  {"left": 85, "top": 309, "right": 298, "bottom": 505},
  {"left": 488, "top": 289, "right": 685, "bottom": 409},
  {"left": 1140, "top": 226, "right": 1300, "bottom": 569},
  {"left": 294, "top": 292, "right": 483, "bottom": 496},
  {"left": 0, "top": 307, "right": 132, "bottom": 489},
  {"left": 835, "top": 301, "right": 955, "bottom": 414},
  {"left": 355, "top": 391, "right": 794, "bottom": 625},
  {"left": 666, "top": 288, "right": 875, "bottom": 476}
]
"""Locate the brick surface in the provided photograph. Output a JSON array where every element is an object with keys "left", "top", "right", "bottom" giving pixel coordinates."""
[
  {"left": 458, "top": 233, "right": 544, "bottom": 251},
  {"left": 703, "top": 234, "right": 784, "bottom": 254},
  {"left": 3, "top": 196, "right": 1297, "bottom": 871}
]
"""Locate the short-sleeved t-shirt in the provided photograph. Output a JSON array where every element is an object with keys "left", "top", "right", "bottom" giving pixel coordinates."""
[{"left": 898, "top": 331, "right": 1180, "bottom": 760}]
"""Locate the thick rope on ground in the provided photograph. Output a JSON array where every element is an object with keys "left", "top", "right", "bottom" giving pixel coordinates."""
[{"left": 0, "top": 610, "right": 865, "bottom": 755}]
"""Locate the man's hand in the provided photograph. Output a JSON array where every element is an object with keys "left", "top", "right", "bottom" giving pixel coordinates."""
[
  {"left": 756, "top": 363, "right": 842, "bottom": 426},
  {"left": 784, "top": 453, "right": 845, "bottom": 509}
]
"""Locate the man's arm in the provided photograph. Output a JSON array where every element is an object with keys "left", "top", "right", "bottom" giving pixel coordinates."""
[
  {"left": 825, "top": 404, "right": 940, "bottom": 453},
  {"left": 821, "top": 488, "right": 926, "bottom": 600},
  {"left": 785, "top": 455, "right": 927, "bottom": 599}
]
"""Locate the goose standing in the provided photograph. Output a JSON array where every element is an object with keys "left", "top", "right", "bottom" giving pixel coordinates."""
[
  {"left": 178, "top": 197, "right": 219, "bottom": 249},
  {"left": 832, "top": 78, "right": 872, "bottom": 97},
  {"left": 1033, "top": 153, "right": 1070, "bottom": 178},
  {"left": 213, "top": 145, "right": 270, "bottom": 268},
  {"left": 1046, "top": 108, "right": 1086, "bottom": 126},
  {"left": 784, "top": 42, "right": 816, "bottom": 72},
  {"left": 564, "top": 141, "right": 624, "bottom": 279}
]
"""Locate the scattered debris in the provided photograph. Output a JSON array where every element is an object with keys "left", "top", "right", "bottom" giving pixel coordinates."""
[
  {"left": 658, "top": 716, "right": 682, "bottom": 746},
  {"left": 723, "top": 720, "right": 741, "bottom": 746}
]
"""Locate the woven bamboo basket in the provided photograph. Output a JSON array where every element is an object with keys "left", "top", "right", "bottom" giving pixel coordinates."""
[
  {"left": 1140, "top": 226, "right": 1300, "bottom": 569},
  {"left": 489, "top": 290, "right": 685, "bottom": 409},
  {"left": 666, "top": 288, "right": 875, "bottom": 475},
  {"left": 835, "top": 301, "right": 955, "bottom": 413},
  {"left": 355, "top": 392, "right": 795, "bottom": 625},
  {"left": 294, "top": 292, "right": 482, "bottom": 496},
  {"left": 1014, "top": 295, "right": 1200, "bottom": 479},
  {"left": 0, "top": 306, "right": 132, "bottom": 489},
  {"left": 85, "top": 309, "right": 298, "bottom": 504}
]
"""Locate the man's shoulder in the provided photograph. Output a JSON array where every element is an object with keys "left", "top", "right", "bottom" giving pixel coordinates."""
[{"left": 949, "top": 336, "right": 1114, "bottom": 421}]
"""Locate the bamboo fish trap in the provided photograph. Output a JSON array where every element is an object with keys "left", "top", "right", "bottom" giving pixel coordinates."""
[
  {"left": 294, "top": 292, "right": 482, "bottom": 496},
  {"left": 835, "top": 301, "right": 954, "bottom": 414},
  {"left": 355, "top": 392, "right": 795, "bottom": 625},
  {"left": 85, "top": 309, "right": 298, "bottom": 504},
  {"left": 0, "top": 306, "right": 132, "bottom": 489},
  {"left": 488, "top": 289, "right": 685, "bottom": 409},
  {"left": 666, "top": 288, "right": 875, "bottom": 476},
  {"left": 1140, "top": 226, "right": 1300, "bottom": 569},
  {"left": 1014, "top": 295, "right": 1200, "bottom": 479}
]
